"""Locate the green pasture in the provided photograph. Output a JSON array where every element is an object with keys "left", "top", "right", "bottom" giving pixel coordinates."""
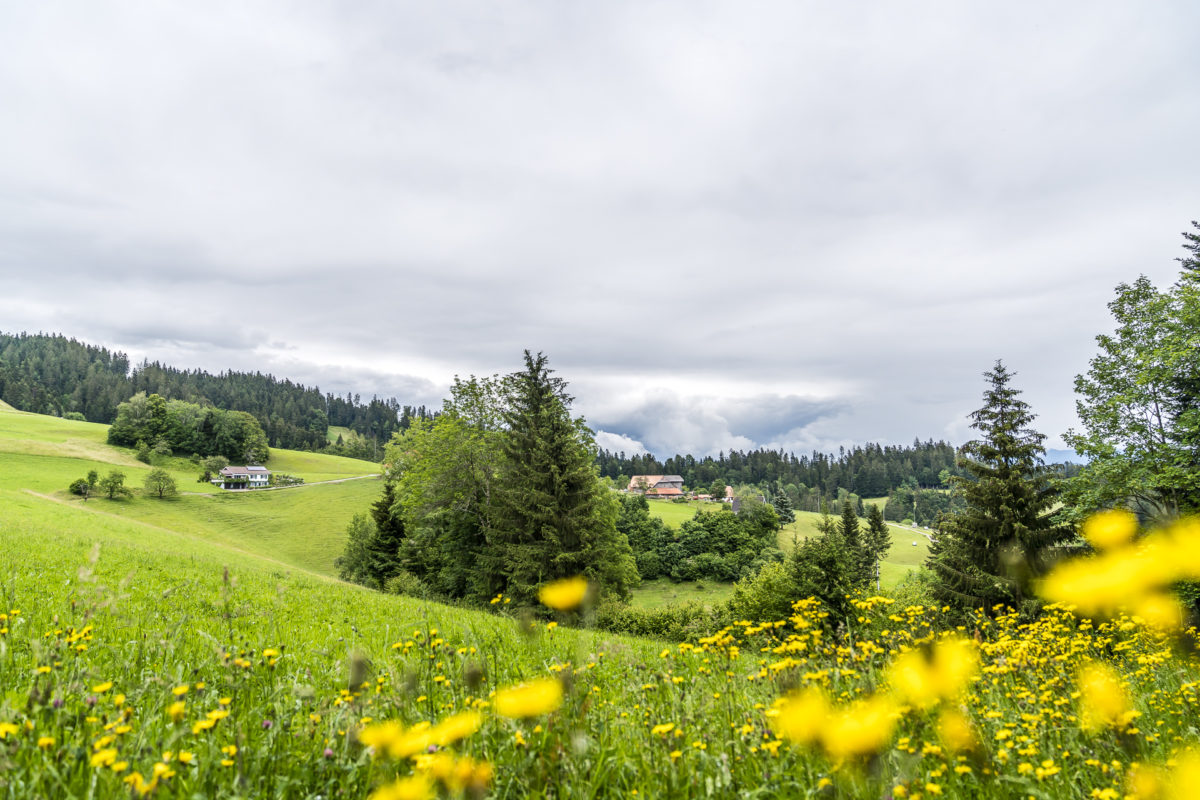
[
  {"left": 0, "top": 406, "right": 380, "bottom": 575},
  {"left": 628, "top": 578, "right": 735, "bottom": 610},
  {"left": 643, "top": 498, "right": 712, "bottom": 526}
]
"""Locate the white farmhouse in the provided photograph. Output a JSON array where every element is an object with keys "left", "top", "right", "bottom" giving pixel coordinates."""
[{"left": 213, "top": 465, "right": 271, "bottom": 490}]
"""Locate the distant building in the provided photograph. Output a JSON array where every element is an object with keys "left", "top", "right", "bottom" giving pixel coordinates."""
[
  {"left": 627, "top": 475, "right": 685, "bottom": 498},
  {"left": 213, "top": 465, "right": 270, "bottom": 490}
]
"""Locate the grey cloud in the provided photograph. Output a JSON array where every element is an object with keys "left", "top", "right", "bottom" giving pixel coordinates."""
[{"left": 1, "top": 1, "right": 1197, "bottom": 457}]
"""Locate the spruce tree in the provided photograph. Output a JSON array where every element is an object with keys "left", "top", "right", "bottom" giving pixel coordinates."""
[
  {"left": 772, "top": 492, "right": 796, "bottom": 524},
  {"left": 838, "top": 498, "right": 869, "bottom": 587},
  {"left": 366, "top": 481, "right": 406, "bottom": 586},
  {"left": 927, "top": 361, "right": 1072, "bottom": 614},
  {"left": 864, "top": 503, "right": 892, "bottom": 590},
  {"left": 490, "top": 352, "right": 637, "bottom": 603}
]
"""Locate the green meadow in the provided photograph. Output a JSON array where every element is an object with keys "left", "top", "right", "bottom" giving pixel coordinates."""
[{"left": 3, "top": 405, "right": 1199, "bottom": 799}]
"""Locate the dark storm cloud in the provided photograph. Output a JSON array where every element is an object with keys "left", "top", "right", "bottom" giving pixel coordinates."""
[{"left": 2, "top": 1, "right": 1198, "bottom": 456}]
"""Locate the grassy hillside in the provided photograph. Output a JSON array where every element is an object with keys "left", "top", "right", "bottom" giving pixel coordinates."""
[
  {"left": 0, "top": 405, "right": 380, "bottom": 576},
  {"left": 2, "top": 407, "right": 1197, "bottom": 799}
]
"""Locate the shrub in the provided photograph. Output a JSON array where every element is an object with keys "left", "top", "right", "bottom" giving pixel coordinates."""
[
  {"left": 68, "top": 478, "right": 90, "bottom": 496},
  {"left": 727, "top": 561, "right": 796, "bottom": 623},
  {"left": 592, "top": 600, "right": 731, "bottom": 642},
  {"left": 63, "top": 411, "right": 86, "bottom": 421},
  {"left": 384, "top": 570, "right": 431, "bottom": 599}
]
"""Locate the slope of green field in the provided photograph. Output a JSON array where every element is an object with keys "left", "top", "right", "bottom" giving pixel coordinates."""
[{"left": 0, "top": 406, "right": 380, "bottom": 575}]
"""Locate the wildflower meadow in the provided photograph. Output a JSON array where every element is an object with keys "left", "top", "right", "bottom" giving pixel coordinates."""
[{"left": 3, "top": 479, "right": 1200, "bottom": 799}]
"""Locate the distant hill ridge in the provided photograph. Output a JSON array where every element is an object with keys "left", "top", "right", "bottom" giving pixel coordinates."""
[{"left": 0, "top": 331, "right": 432, "bottom": 452}]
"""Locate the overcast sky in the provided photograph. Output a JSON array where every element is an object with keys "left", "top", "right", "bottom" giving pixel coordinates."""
[{"left": 2, "top": 2, "right": 1198, "bottom": 458}]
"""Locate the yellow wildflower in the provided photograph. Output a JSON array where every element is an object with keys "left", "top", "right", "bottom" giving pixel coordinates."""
[
  {"left": 820, "top": 694, "right": 900, "bottom": 759},
  {"left": 1078, "top": 662, "right": 1130, "bottom": 732},
  {"left": 537, "top": 576, "right": 589, "bottom": 611},
  {"left": 493, "top": 678, "right": 563, "bottom": 718},
  {"left": 1083, "top": 510, "right": 1138, "bottom": 550},
  {"left": 37, "top": 736, "right": 54, "bottom": 749},
  {"left": 430, "top": 711, "right": 482, "bottom": 746},
  {"left": 167, "top": 701, "right": 186, "bottom": 722},
  {"left": 368, "top": 774, "right": 434, "bottom": 800},
  {"left": 887, "top": 636, "right": 978, "bottom": 709},
  {"left": 92, "top": 681, "right": 113, "bottom": 694},
  {"left": 768, "top": 688, "right": 828, "bottom": 746}
]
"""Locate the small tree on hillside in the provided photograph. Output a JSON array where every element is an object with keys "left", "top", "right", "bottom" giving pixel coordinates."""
[
  {"left": 927, "top": 361, "right": 1072, "bottom": 615},
  {"left": 99, "top": 470, "right": 131, "bottom": 500},
  {"left": 335, "top": 513, "right": 378, "bottom": 587},
  {"left": 144, "top": 468, "right": 177, "bottom": 499},
  {"left": 772, "top": 492, "right": 796, "bottom": 524}
]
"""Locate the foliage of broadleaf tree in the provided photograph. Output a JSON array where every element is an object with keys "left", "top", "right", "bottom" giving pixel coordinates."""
[
  {"left": 927, "top": 361, "right": 1072, "bottom": 615},
  {"left": 1063, "top": 222, "right": 1200, "bottom": 521},
  {"left": 99, "top": 470, "right": 131, "bottom": 500},
  {"left": 386, "top": 375, "right": 508, "bottom": 600},
  {"left": 143, "top": 468, "right": 177, "bottom": 499}
]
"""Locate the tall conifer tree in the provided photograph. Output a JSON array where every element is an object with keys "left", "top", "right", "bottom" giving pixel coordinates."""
[
  {"left": 491, "top": 352, "right": 637, "bottom": 603},
  {"left": 928, "top": 361, "right": 1071, "bottom": 614},
  {"left": 366, "top": 481, "right": 406, "bottom": 586}
]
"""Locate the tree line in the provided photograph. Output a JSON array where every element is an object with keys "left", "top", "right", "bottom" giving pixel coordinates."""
[
  {"left": 0, "top": 333, "right": 432, "bottom": 455},
  {"left": 596, "top": 439, "right": 965, "bottom": 504}
]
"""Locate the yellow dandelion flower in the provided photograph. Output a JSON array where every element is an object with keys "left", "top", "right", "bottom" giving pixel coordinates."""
[
  {"left": 430, "top": 711, "right": 482, "bottom": 746},
  {"left": 171, "top": 685, "right": 189, "bottom": 697},
  {"left": 768, "top": 688, "right": 828, "bottom": 746},
  {"left": 91, "top": 748, "right": 118, "bottom": 767},
  {"left": 0, "top": 722, "right": 19, "bottom": 739},
  {"left": 368, "top": 774, "right": 434, "bottom": 800},
  {"left": 92, "top": 681, "right": 114, "bottom": 694},
  {"left": 1078, "top": 662, "right": 1130, "bottom": 732},
  {"left": 821, "top": 694, "right": 900, "bottom": 759},
  {"left": 936, "top": 708, "right": 978, "bottom": 753},
  {"left": 887, "top": 636, "right": 979, "bottom": 709},
  {"left": 1083, "top": 510, "right": 1138, "bottom": 550},
  {"left": 167, "top": 701, "right": 186, "bottom": 722},
  {"left": 537, "top": 576, "right": 589, "bottom": 611},
  {"left": 37, "top": 736, "right": 55, "bottom": 749},
  {"left": 493, "top": 678, "right": 563, "bottom": 718}
]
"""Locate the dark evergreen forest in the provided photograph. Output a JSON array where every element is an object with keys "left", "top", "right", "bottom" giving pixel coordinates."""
[{"left": 0, "top": 333, "right": 431, "bottom": 453}]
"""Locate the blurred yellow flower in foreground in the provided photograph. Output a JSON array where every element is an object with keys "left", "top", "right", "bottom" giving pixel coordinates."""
[
  {"left": 1040, "top": 515, "right": 1200, "bottom": 629},
  {"left": 538, "top": 576, "right": 589, "bottom": 611},
  {"left": 368, "top": 774, "right": 433, "bottom": 800},
  {"left": 1078, "top": 662, "right": 1135, "bottom": 732},
  {"left": 769, "top": 688, "right": 899, "bottom": 759},
  {"left": 494, "top": 678, "right": 563, "bottom": 718},
  {"left": 1082, "top": 510, "right": 1138, "bottom": 550},
  {"left": 887, "top": 636, "right": 979, "bottom": 709}
]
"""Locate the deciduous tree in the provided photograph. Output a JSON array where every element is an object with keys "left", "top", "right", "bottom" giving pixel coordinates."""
[
  {"left": 144, "top": 468, "right": 177, "bottom": 499},
  {"left": 1064, "top": 226, "right": 1200, "bottom": 520}
]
